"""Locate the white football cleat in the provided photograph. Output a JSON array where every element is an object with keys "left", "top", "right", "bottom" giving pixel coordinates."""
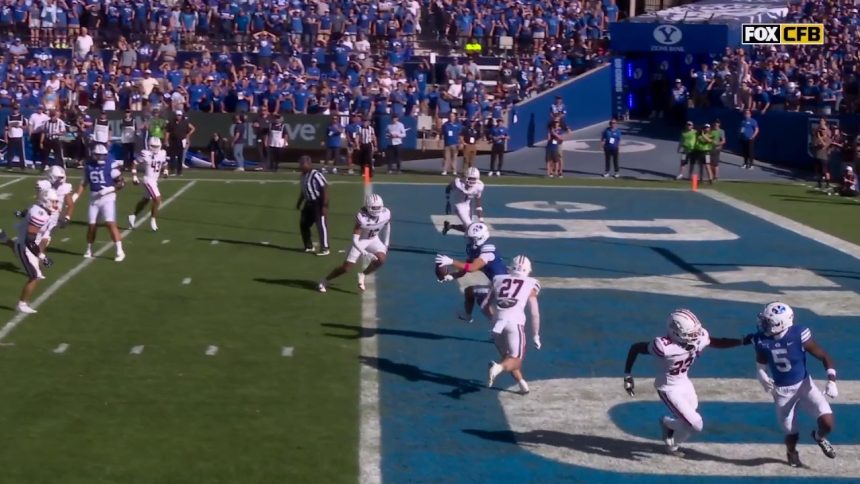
[
  {"left": 150, "top": 218, "right": 158, "bottom": 232},
  {"left": 318, "top": 280, "right": 328, "bottom": 293},
  {"left": 128, "top": 214, "right": 136, "bottom": 228},
  {"left": 457, "top": 311, "right": 473, "bottom": 323},
  {"left": 83, "top": 249, "right": 93, "bottom": 259},
  {"left": 660, "top": 417, "right": 675, "bottom": 448},
  {"left": 16, "top": 302, "right": 37, "bottom": 314},
  {"left": 357, "top": 272, "right": 366, "bottom": 292},
  {"left": 518, "top": 379, "right": 530, "bottom": 395},
  {"left": 115, "top": 251, "right": 126, "bottom": 262},
  {"left": 487, "top": 361, "right": 503, "bottom": 388}
]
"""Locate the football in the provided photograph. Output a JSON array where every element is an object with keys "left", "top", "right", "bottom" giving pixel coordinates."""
[{"left": 435, "top": 263, "right": 450, "bottom": 281}]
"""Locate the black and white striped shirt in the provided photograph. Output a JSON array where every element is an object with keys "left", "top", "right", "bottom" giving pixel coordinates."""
[
  {"left": 46, "top": 118, "right": 66, "bottom": 139},
  {"left": 301, "top": 169, "right": 328, "bottom": 202},
  {"left": 358, "top": 125, "right": 375, "bottom": 145}
]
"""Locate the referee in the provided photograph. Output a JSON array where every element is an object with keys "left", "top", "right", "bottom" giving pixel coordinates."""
[
  {"left": 297, "top": 155, "right": 330, "bottom": 256},
  {"left": 356, "top": 116, "right": 377, "bottom": 178},
  {"left": 41, "top": 110, "right": 68, "bottom": 168}
]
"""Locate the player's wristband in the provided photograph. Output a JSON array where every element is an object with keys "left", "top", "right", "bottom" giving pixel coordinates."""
[
  {"left": 463, "top": 263, "right": 471, "bottom": 272},
  {"left": 827, "top": 368, "right": 837, "bottom": 379}
]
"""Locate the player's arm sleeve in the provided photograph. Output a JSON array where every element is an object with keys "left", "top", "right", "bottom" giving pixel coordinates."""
[
  {"left": 382, "top": 221, "right": 391, "bottom": 247},
  {"left": 528, "top": 293, "right": 540, "bottom": 338},
  {"left": 624, "top": 341, "right": 649, "bottom": 374}
]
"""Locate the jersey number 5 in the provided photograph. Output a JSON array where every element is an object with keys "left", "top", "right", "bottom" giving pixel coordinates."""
[
  {"left": 771, "top": 348, "right": 792, "bottom": 372},
  {"left": 498, "top": 278, "right": 524, "bottom": 299},
  {"left": 669, "top": 356, "right": 694, "bottom": 376}
]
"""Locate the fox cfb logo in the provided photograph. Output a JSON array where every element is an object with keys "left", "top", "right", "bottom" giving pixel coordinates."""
[{"left": 741, "top": 24, "right": 825, "bottom": 45}]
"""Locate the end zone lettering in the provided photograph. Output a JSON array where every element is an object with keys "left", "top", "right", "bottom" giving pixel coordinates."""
[{"left": 742, "top": 23, "right": 824, "bottom": 45}]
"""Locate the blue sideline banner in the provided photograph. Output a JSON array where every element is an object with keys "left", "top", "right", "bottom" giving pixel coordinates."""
[
  {"left": 611, "top": 57, "right": 628, "bottom": 119},
  {"left": 507, "top": 64, "right": 611, "bottom": 150},
  {"left": 687, "top": 108, "right": 860, "bottom": 169}
]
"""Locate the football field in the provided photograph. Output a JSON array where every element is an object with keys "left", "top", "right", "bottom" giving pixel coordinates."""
[{"left": 0, "top": 172, "right": 859, "bottom": 483}]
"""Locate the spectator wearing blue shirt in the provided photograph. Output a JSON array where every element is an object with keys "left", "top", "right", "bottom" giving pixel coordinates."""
[
  {"left": 601, "top": 119, "right": 622, "bottom": 178},
  {"left": 323, "top": 116, "right": 344, "bottom": 173},
  {"left": 488, "top": 118, "right": 508, "bottom": 176},
  {"left": 739, "top": 109, "right": 759, "bottom": 169},
  {"left": 441, "top": 113, "right": 462, "bottom": 176}
]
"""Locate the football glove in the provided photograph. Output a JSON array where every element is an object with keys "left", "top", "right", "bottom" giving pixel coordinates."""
[
  {"left": 825, "top": 380, "right": 838, "bottom": 399},
  {"left": 71, "top": 193, "right": 79, "bottom": 203},
  {"left": 41, "top": 256, "right": 53, "bottom": 268},
  {"left": 445, "top": 201, "right": 451, "bottom": 215},
  {"left": 624, "top": 375, "right": 635, "bottom": 396},
  {"left": 132, "top": 175, "right": 140, "bottom": 185},
  {"left": 435, "top": 254, "right": 454, "bottom": 267},
  {"left": 14, "top": 209, "right": 25, "bottom": 218},
  {"left": 533, "top": 335, "right": 541, "bottom": 350},
  {"left": 59, "top": 215, "right": 70, "bottom": 228},
  {"left": 438, "top": 274, "right": 454, "bottom": 283},
  {"left": 758, "top": 376, "right": 775, "bottom": 394},
  {"left": 742, "top": 333, "right": 754, "bottom": 345}
]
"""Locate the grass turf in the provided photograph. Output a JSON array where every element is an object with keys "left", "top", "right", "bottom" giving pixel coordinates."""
[{"left": 0, "top": 170, "right": 857, "bottom": 483}]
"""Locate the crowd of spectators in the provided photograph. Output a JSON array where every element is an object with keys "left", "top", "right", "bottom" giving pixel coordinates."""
[{"left": 680, "top": 0, "right": 860, "bottom": 116}]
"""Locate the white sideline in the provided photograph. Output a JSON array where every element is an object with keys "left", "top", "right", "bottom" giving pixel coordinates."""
[
  {"left": 359, "top": 273, "right": 381, "bottom": 484},
  {"left": 0, "top": 181, "right": 197, "bottom": 343},
  {"left": 700, "top": 190, "right": 860, "bottom": 260}
]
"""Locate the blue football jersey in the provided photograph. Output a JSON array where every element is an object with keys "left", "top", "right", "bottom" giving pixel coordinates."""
[
  {"left": 84, "top": 160, "right": 121, "bottom": 193},
  {"left": 465, "top": 241, "right": 508, "bottom": 280},
  {"left": 754, "top": 325, "right": 812, "bottom": 387}
]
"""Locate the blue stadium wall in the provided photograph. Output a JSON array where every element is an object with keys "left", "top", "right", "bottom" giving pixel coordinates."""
[
  {"left": 507, "top": 64, "right": 611, "bottom": 151},
  {"left": 688, "top": 108, "right": 860, "bottom": 169}
]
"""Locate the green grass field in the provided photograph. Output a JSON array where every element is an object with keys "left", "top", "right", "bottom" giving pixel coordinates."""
[{"left": 0, "top": 170, "right": 857, "bottom": 483}]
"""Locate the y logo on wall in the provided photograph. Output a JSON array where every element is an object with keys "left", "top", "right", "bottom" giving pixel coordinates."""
[{"left": 653, "top": 25, "right": 682, "bottom": 45}]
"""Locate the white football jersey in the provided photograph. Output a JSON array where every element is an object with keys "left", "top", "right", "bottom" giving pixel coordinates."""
[
  {"left": 36, "top": 180, "right": 73, "bottom": 212},
  {"left": 490, "top": 274, "right": 540, "bottom": 326},
  {"left": 356, "top": 208, "right": 391, "bottom": 240},
  {"left": 648, "top": 329, "right": 711, "bottom": 389},
  {"left": 138, "top": 149, "right": 167, "bottom": 181},
  {"left": 451, "top": 178, "right": 484, "bottom": 205},
  {"left": 16, "top": 203, "right": 52, "bottom": 244}
]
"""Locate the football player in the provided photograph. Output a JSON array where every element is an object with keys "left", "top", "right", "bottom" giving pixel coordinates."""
[
  {"left": 442, "top": 167, "right": 484, "bottom": 236},
  {"left": 128, "top": 137, "right": 168, "bottom": 231},
  {"left": 12, "top": 189, "right": 58, "bottom": 314},
  {"left": 486, "top": 255, "right": 541, "bottom": 395},
  {"left": 74, "top": 143, "right": 126, "bottom": 262},
  {"left": 11, "top": 166, "right": 76, "bottom": 251},
  {"left": 35, "top": 166, "right": 76, "bottom": 251},
  {"left": 319, "top": 193, "right": 391, "bottom": 293},
  {"left": 623, "top": 309, "right": 751, "bottom": 457},
  {"left": 752, "top": 302, "right": 838, "bottom": 467},
  {"left": 435, "top": 222, "right": 508, "bottom": 322}
]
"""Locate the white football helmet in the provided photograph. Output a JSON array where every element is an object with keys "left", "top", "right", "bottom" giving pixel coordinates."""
[
  {"left": 466, "top": 222, "right": 490, "bottom": 246},
  {"left": 149, "top": 137, "right": 162, "bottom": 150},
  {"left": 39, "top": 188, "right": 60, "bottom": 214},
  {"left": 465, "top": 166, "right": 480, "bottom": 188},
  {"left": 666, "top": 309, "right": 703, "bottom": 345},
  {"left": 47, "top": 165, "right": 66, "bottom": 186},
  {"left": 92, "top": 143, "right": 108, "bottom": 163},
  {"left": 510, "top": 255, "right": 532, "bottom": 277},
  {"left": 364, "top": 193, "right": 384, "bottom": 215},
  {"left": 758, "top": 301, "right": 794, "bottom": 336}
]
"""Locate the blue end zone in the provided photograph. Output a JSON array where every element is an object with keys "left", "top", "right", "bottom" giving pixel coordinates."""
[{"left": 370, "top": 184, "right": 860, "bottom": 483}]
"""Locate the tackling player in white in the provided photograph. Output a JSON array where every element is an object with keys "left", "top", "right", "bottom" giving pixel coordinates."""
[
  {"left": 623, "top": 309, "right": 750, "bottom": 457},
  {"left": 12, "top": 189, "right": 59, "bottom": 314},
  {"left": 486, "top": 255, "right": 541, "bottom": 395},
  {"left": 128, "top": 137, "right": 167, "bottom": 232},
  {"left": 319, "top": 193, "right": 391, "bottom": 293},
  {"left": 442, "top": 167, "right": 485, "bottom": 236},
  {"left": 35, "top": 166, "right": 76, "bottom": 251},
  {"left": 752, "top": 302, "right": 838, "bottom": 468},
  {"left": 74, "top": 143, "right": 126, "bottom": 262}
]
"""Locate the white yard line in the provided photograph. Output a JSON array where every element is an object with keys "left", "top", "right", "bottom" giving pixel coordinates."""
[
  {"left": 130, "top": 345, "right": 145, "bottom": 355},
  {"left": 205, "top": 345, "right": 218, "bottom": 356},
  {"left": 0, "top": 181, "right": 197, "bottom": 343},
  {"left": 281, "top": 346, "right": 294, "bottom": 357},
  {"left": 52, "top": 343, "right": 69, "bottom": 354},
  {"left": 0, "top": 177, "right": 25, "bottom": 188},
  {"left": 359, "top": 274, "right": 382, "bottom": 484},
  {"left": 700, "top": 190, "right": 860, "bottom": 260}
]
